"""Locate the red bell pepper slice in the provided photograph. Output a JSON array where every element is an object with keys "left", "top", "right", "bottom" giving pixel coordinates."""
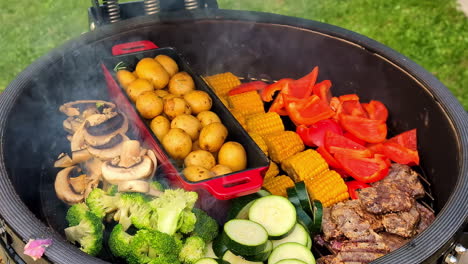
[
  {"left": 387, "top": 129, "right": 418, "bottom": 151},
  {"left": 339, "top": 94, "right": 360, "bottom": 102},
  {"left": 296, "top": 119, "right": 342, "bottom": 147},
  {"left": 362, "top": 100, "right": 388, "bottom": 121},
  {"left": 313, "top": 80, "right": 332, "bottom": 104},
  {"left": 261, "top": 78, "right": 293, "bottom": 102},
  {"left": 343, "top": 131, "right": 367, "bottom": 146},
  {"left": 334, "top": 153, "right": 390, "bottom": 183},
  {"left": 317, "top": 146, "right": 342, "bottom": 169},
  {"left": 367, "top": 143, "right": 386, "bottom": 155},
  {"left": 285, "top": 67, "right": 319, "bottom": 98},
  {"left": 341, "top": 100, "right": 368, "bottom": 118},
  {"left": 329, "top": 97, "right": 340, "bottom": 112},
  {"left": 268, "top": 93, "right": 288, "bottom": 115},
  {"left": 345, "top": 180, "right": 371, "bottom": 199},
  {"left": 284, "top": 94, "right": 335, "bottom": 126},
  {"left": 324, "top": 131, "right": 371, "bottom": 158},
  {"left": 382, "top": 142, "right": 419, "bottom": 166},
  {"left": 228, "top": 81, "right": 268, "bottom": 96},
  {"left": 339, "top": 114, "right": 387, "bottom": 143}
]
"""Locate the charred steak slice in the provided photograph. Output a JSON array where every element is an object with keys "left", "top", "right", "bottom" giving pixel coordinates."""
[
  {"left": 379, "top": 232, "right": 409, "bottom": 252},
  {"left": 372, "top": 163, "right": 425, "bottom": 198},
  {"left": 358, "top": 184, "right": 413, "bottom": 214},
  {"left": 382, "top": 205, "right": 420, "bottom": 238},
  {"left": 322, "top": 207, "right": 344, "bottom": 241},
  {"left": 338, "top": 251, "right": 386, "bottom": 263},
  {"left": 415, "top": 202, "right": 436, "bottom": 234}
]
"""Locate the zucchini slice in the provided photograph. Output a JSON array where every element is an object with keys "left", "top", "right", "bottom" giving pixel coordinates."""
[
  {"left": 223, "top": 219, "right": 268, "bottom": 256},
  {"left": 234, "top": 200, "right": 255, "bottom": 219},
  {"left": 294, "top": 182, "right": 313, "bottom": 216},
  {"left": 286, "top": 187, "right": 301, "bottom": 208},
  {"left": 195, "top": 258, "right": 230, "bottom": 264},
  {"left": 275, "top": 259, "right": 308, "bottom": 264},
  {"left": 268, "top": 242, "right": 316, "bottom": 264},
  {"left": 295, "top": 206, "right": 314, "bottom": 234},
  {"left": 244, "top": 240, "right": 273, "bottom": 262},
  {"left": 248, "top": 196, "right": 297, "bottom": 239},
  {"left": 272, "top": 223, "right": 310, "bottom": 249},
  {"left": 213, "top": 235, "right": 229, "bottom": 258},
  {"left": 222, "top": 250, "right": 263, "bottom": 264},
  {"left": 227, "top": 190, "right": 271, "bottom": 220},
  {"left": 311, "top": 200, "right": 323, "bottom": 235},
  {"left": 205, "top": 242, "right": 218, "bottom": 259},
  {"left": 305, "top": 235, "right": 312, "bottom": 250}
]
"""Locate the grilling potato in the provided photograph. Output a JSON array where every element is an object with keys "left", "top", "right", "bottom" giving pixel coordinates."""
[
  {"left": 150, "top": 115, "right": 170, "bottom": 141},
  {"left": 218, "top": 141, "right": 247, "bottom": 172},
  {"left": 127, "top": 79, "right": 154, "bottom": 102},
  {"left": 183, "top": 165, "right": 214, "bottom": 182},
  {"left": 164, "top": 97, "right": 191, "bottom": 119},
  {"left": 154, "top": 89, "right": 170, "bottom": 98},
  {"left": 192, "top": 140, "right": 201, "bottom": 151},
  {"left": 116, "top": 70, "right": 137, "bottom": 90},
  {"left": 171, "top": 114, "right": 202, "bottom": 140},
  {"left": 162, "top": 128, "right": 192, "bottom": 160},
  {"left": 210, "top": 164, "right": 233, "bottom": 176},
  {"left": 199, "top": 122, "right": 228, "bottom": 152},
  {"left": 155, "top": 55, "right": 179, "bottom": 77},
  {"left": 136, "top": 91, "right": 164, "bottom": 119},
  {"left": 197, "top": 111, "right": 221, "bottom": 127},
  {"left": 184, "top": 90, "right": 213, "bottom": 114},
  {"left": 168, "top": 72, "right": 195, "bottom": 96},
  {"left": 135, "top": 58, "right": 170, "bottom": 89},
  {"left": 184, "top": 150, "right": 216, "bottom": 170}
]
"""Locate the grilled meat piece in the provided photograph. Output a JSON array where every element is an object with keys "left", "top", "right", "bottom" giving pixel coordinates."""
[
  {"left": 322, "top": 207, "right": 344, "bottom": 240},
  {"left": 379, "top": 232, "right": 409, "bottom": 251},
  {"left": 358, "top": 184, "right": 413, "bottom": 214},
  {"left": 372, "top": 163, "right": 425, "bottom": 198},
  {"left": 338, "top": 251, "right": 386, "bottom": 263},
  {"left": 382, "top": 205, "right": 420, "bottom": 237},
  {"left": 317, "top": 255, "right": 340, "bottom": 264},
  {"left": 415, "top": 202, "right": 436, "bottom": 234}
]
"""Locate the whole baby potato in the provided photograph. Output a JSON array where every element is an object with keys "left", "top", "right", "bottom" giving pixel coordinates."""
[
  {"left": 171, "top": 114, "right": 202, "bottom": 141},
  {"left": 127, "top": 78, "right": 153, "bottom": 102},
  {"left": 184, "top": 90, "right": 213, "bottom": 114},
  {"left": 155, "top": 55, "right": 179, "bottom": 77},
  {"left": 162, "top": 128, "right": 192, "bottom": 160},
  {"left": 135, "top": 58, "right": 170, "bottom": 89},
  {"left": 210, "top": 164, "right": 233, "bottom": 177},
  {"left": 150, "top": 115, "right": 170, "bottom": 141},
  {"left": 116, "top": 70, "right": 137, "bottom": 90},
  {"left": 154, "top": 89, "right": 170, "bottom": 98},
  {"left": 218, "top": 141, "right": 247, "bottom": 172},
  {"left": 183, "top": 166, "right": 214, "bottom": 182},
  {"left": 136, "top": 91, "right": 164, "bottom": 119},
  {"left": 199, "top": 123, "right": 228, "bottom": 153},
  {"left": 192, "top": 140, "right": 201, "bottom": 151},
  {"left": 197, "top": 111, "right": 221, "bottom": 127},
  {"left": 164, "top": 97, "right": 191, "bottom": 119},
  {"left": 184, "top": 150, "right": 216, "bottom": 170},
  {"left": 168, "top": 72, "right": 195, "bottom": 96}
]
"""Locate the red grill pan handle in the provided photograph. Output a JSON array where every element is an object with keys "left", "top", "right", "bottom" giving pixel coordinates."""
[{"left": 112, "top": 40, "right": 159, "bottom": 56}]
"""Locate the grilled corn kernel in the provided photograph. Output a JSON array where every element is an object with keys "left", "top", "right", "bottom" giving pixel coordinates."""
[
  {"left": 246, "top": 112, "right": 285, "bottom": 138},
  {"left": 203, "top": 72, "right": 241, "bottom": 97},
  {"left": 264, "top": 161, "right": 279, "bottom": 181},
  {"left": 264, "top": 131, "right": 305, "bottom": 163},
  {"left": 228, "top": 91, "right": 265, "bottom": 117},
  {"left": 248, "top": 132, "right": 268, "bottom": 155},
  {"left": 281, "top": 149, "right": 329, "bottom": 182},
  {"left": 304, "top": 170, "right": 349, "bottom": 207},
  {"left": 262, "top": 175, "right": 295, "bottom": 197}
]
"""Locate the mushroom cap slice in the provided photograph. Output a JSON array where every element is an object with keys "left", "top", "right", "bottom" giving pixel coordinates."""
[
  {"left": 117, "top": 180, "right": 150, "bottom": 193},
  {"left": 71, "top": 122, "right": 87, "bottom": 152},
  {"left": 119, "top": 140, "right": 142, "bottom": 168},
  {"left": 69, "top": 174, "right": 87, "bottom": 194},
  {"left": 54, "top": 166, "right": 84, "bottom": 205},
  {"left": 87, "top": 134, "right": 128, "bottom": 160},
  {"left": 71, "top": 149, "right": 92, "bottom": 164},
  {"left": 102, "top": 155, "right": 154, "bottom": 185},
  {"left": 54, "top": 153, "right": 74, "bottom": 168},
  {"left": 59, "top": 100, "right": 115, "bottom": 117},
  {"left": 84, "top": 113, "right": 129, "bottom": 146}
]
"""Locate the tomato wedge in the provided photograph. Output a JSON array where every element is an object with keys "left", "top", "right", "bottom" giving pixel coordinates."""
[
  {"left": 339, "top": 114, "right": 387, "bottom": 143},
  {"left": 228, "top": 81, "right": 268, "bottom": 96},
  {"left": 317, "top": 146, "right": 342, "bottom": 169},
  {"left": 362, "top": 100, "right": 388, "bottom": 122},
  {"left": 334, "top": 153, "right": 390, "bottom": 183},
  {"left": 345, "top": 180, "right": 371, "bottom": 199},
  {"left": 296, "top": 119, "right": 342, "bottom": 147},
  {"left": 324, "top": 131, "right": 371, "bottom": 158}
]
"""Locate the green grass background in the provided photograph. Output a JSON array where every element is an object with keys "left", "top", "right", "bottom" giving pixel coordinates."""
[{"left": 0, "top": 0, "right": 467, "bottom": 108}]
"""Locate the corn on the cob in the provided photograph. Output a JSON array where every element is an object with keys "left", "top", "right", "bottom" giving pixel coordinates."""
[
  {"left": 264, "top": 131, "right": 305, "bottom": 163},
  {"left": 203, "top": 72, "right": 241, "bottom": 97},
  {"left": 230, "top": 108, "right": 247, "bottom": 129},
  {"left": 246, "top": 112, "right": 285, "bottom": 138},
  {"left": 248, "top": 132, "right": 268, "bottom": 155},
  {"left": 281, "top": 149, "right": 329, "bottom": 182},
  {"left": 219, "top": 96, "right": 230, "bottom": 108},
  {"left": 264, "top": 161, "right": 279, "bottom": 181},
  {"left": 304, "top": 170, "right": 349, "bottom": 207},
  {"left": 228, "top": 91, "right": 265, "bottom": 117},
  {"left": 262, "top": 175, "right": 295, "bottom": 197}
]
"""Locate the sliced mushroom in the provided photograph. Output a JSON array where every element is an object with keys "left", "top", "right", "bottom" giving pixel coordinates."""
[
  {"left": 117, "top": 180, "right": 150, "bottom": 193},
  {"left": 72, "top": 149, "right": 92, "bottom": 164},
  {"left": 54, "top": 153, "right": 74, "bottom": 168},
  {"left": 102, "top": 155, "right": 154, "bottom": 184},
  {"left": 69, "top": 174, "right": 87, "bottom": 194},
  {"left": 54, "top": 166, "right": 84, "bottom": 204},
  {"left": 119, "top": 140, "right": 142, "bottom": 168},
  {"left": 147, "top": 150, "right": 158, "bottom": 178},
  {"left": 87, "top": 134, "right": 128, "bottom": 160},
  {"left": 84, "top": 113, "right": 129, "bottom": 146},
  {"left": 71, "top": 122, "right": 87, "bottom": 152},
  {"left": 59, "top": 100, "right": 115, "bottom": 117}
]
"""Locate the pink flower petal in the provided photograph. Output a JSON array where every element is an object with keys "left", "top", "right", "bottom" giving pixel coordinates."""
[{"left": 24, "top": 239, "right": 52, "bottom": 261}]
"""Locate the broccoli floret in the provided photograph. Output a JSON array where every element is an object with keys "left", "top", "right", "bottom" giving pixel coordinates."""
[
  {"left": 149, "top": 189, "right": 198, "bottom": 235},
  {"left": 178, "top": 210, "right": 197, "bottom": 234},
  {"left": 127, "top": 229, "right": 180, "bottom": 264},
  {"left": 148, "top": 255, "right": 181, "bottom": 264},
  {"left": 150, "top": 181, "right": 165, "bottom": 191},
  {"left": 131, "top": 202, "right": 159, "bottom": 230},
  {"left": 86, "top": 188, "right": 119, "bottom": 219},
  {"left": 64, "top": 211, "right": 103, "bottom": 256},
  {"left": 178, "top": 236, "right": 206, "bottom": 264},
  {"left": 191, "top": 208, "right": 219, "bottom": 243},
  {"left": 66, "top": 203, "right": 89, "bottom": 226},
  {"left": 108, "top": 224, "right": 133, "bottom": 258},
  {"left": 113, "top": 192, "right": 148, "bottom": 231},
  {"left": 106, "top": 185, "right": 118, "bottom": 196}
]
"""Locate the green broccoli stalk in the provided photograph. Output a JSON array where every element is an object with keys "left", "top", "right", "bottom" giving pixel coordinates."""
[
  {"left": 64, "top": 211, "right": 104, "bottom": 256},
  {"left": 191, "top": 208, "right": 219, "bottom": 243},
  {"left": 86, "top": 188, "right": 119, "bottom": 219},
  {"left": 127, "top": 229, "right": 181, "bottom": 264},
  {"left": 108, "top": 224, "right": 133, "bottom": 258},
  {"left": 113, "top": 192, "right": 148, "bottom": 231},
  {"left": 66, "top": 203, "right": 89, "bottom": 226},
  {"left": 178, "top": 236, "right": 206, "bottom": 264},
  {"left": 149, "top": 189, "right": 198, "bottom": 235}
]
